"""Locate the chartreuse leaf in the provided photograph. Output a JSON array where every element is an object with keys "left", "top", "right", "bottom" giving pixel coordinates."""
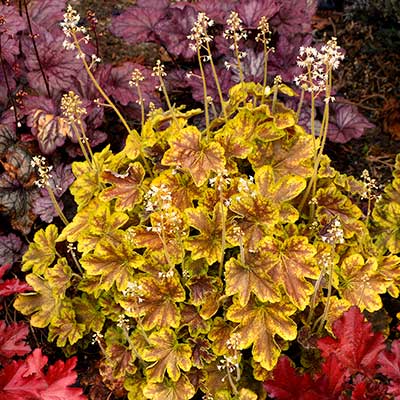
[
  {"left": 255, "top": 165, "right": 306, "bottom": 203},
  {"left": 185, "top": 204, "right": 228, "bottom": 265},
  {"left": 372, "top": 202, "right": 400, "bottom": 253},
  {"left": 377, "top": 255, "right": 400, "bottom": 297},
  {"left": 336, "top": 254, "right": 389, "bottom": 312},
  {"left": 250, "top": 133, "right": 313, "bottom": 179},
  {"left": 228, "top": 191, "right": 278, "bottom": 250},
  {"left": 21, "top": 224, "right": 58, "bottom": 274},
  {"left": 14, "top": 257, "right": 72, "bottom": 328},
  {"left": 143, "top": 375, "right": 195, "bottom": 400},
  {"left": 57, "top": 198, "right": 98, "bottom": 244},
  {"left": 101, "top": 162, "right": 145, "bottom": 210},
  {"left": 124, "top": 128, "right": 141, "bottom": 160},
  {"left": 80, "top": 238, "right": 145, "bottom": 293},
  {"left": 77, "top": 203, "right": 128, "bottom": 255},
  {"left": 72, "top": 294, "right": 105, "bottom": 333},
  {"left": 48, "top": 304, "right": 86, "bottom": 346},
  {"left": 142, "top": 328, "right": 192, "bottom": 382},
  {"left": 316, "top": 185, "right": 365, "bottom": 239},
  {"left": 119, "top": 273, "right": 185, "bottom": 330},
  {"left": 70, "top": 145, "right": 114, "bottom": 210},
  {"left": 225, "top": 237, "right": 281, "bottom": 307},
  {"left": 125, "top": 375, "right": 147, "bottom": 400},
  {"left": 238, "top": 388, "right": 258, "bottom": 400},
  {"left": 208, "top": 317, "right": 235, "bottom": 357},
  {"left": 162, "top": 126, "right": 226, "bottom": 187},
  {"left": 226, "top": 296, "right": 297, "bottom": 370},
  {"left": 262, "top": 236, "right": 318, "bottom": 310}
]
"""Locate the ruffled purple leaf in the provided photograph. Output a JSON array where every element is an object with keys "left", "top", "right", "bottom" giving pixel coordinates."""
[
  {"left": 136, "top": 0, "right": 169, "bottom": 8},
  {"left": 99, "top": 62, "right": 160, "bottom": 107},
  {"left": 70, "top": 68, "right": 106, "bottom": 129},
  {"left": 0, "top": 173, "right": 38, "bottom": 235},
  {"left": 269, "top": 33, "right": 312, "bottom": 82},
  {"left": 230, "top": 48, "right": 264, "bottom": 84},
  {"left": 65, "top": 129, "right": 107, "bottom": 158},
  {"left": 187, "top": 63, "right": 234, "bottom": 104},
  {"left": 235, "top": 0, "right": 280, "bottom": 28},
  {"left": 22, "top": 95, "right": 75, "bottom": 155},
  {"left": 27, "top": 0, "right": 66, "bottom": 33},
  {"left": 156, "top": 5, "right": 197, "bottom": 59},
  {"left": 192, "top": 0, "right": 238, "bottom": 24},
  {"left": 22, "top": 28, "right": 87, "bottom": 97},
  {"left": 327, "top": 103, "right": 375, "bottom": 143},
  {"left": 109, "top": 4, "right": 167, "bottom": 45},
  {"left": 270, "top": 0, "right": 317, "bottom": 36},
  {"left": 0, "top": 4, "right": 26, "bottom": 36},
  {"left": 0, "top": 235, "right": 25, "bottom": 266},
  {"left": 0, "top": 34, "right": 20, "bottom": 66}
]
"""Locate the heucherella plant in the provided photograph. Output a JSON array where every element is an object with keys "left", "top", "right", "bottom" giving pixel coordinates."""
[{"left": 14, "top": 5, "right": 400, "bottom": 400}]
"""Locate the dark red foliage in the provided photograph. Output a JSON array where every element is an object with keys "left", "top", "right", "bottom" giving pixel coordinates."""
[
  {"left": 317, "top": 306, "right": 386, "bottom": 378},
  {"left": 265, "top": 307, "right": 399, "bottom": 400}
]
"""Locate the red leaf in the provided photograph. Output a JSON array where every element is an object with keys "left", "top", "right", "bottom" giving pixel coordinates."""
[
  {"left": 378, "top": 340, "right": 400, "bottom": 399},
  {"left": 0, "top": 349, "right": 86, "bottom": 400},
  {"left": 317, "top": 306, "right": 385, "bottom": 377},
  {"left": 0, "top": 321, "right": 31, "bottom": 359},
  {"left": 264, "top": 356, "right": 323, "bottom": 400},
  {"left": 42, "top": 357, "right": 86, "bottom": 400}
]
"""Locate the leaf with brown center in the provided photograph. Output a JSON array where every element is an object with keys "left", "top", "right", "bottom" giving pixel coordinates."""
[{"left": 162, "top": 126, "right": 225, "bottom": 187}]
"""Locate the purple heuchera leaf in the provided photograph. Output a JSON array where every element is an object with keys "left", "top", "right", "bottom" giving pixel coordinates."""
[
  {"left": 32, "top": 163, "right": 74, "bottom": 223},
  {"left": 156, "top": 5, "right": 197, "bottom": 59},
  {"left": 27, "top": 0, "right": 66, "bottom": 33},
  {"left": 23, "top": 95, "right": 75, "bottom": 155},
  {"left": 270, "top": 0, "right": 317, "bottom": 36},
  {"left": 327, "top": 104, "right": 375, "bottom": 143},
  {"left": 230, "top": 48, "right": 264, "bottom": 84},
  {"left": 269, "top": 34, "right": 312, "bottom": 82},
  {"left": 22, "top": 28, "right": 87, "bottom": 97},
  {"left": 109, "top": 4, "right": 167, "bottom": 45},
  {"left": 187, "top": 63, "right": 233, "bottom": 104},
  {"left": 0, "top": 235, "right": 25, "bottom": 265},
  {"left": 99, "top": 62, "right": 160, "bottom": 107},
  {"left": 235, "top": 0, "right": 280, "bottom": 28},
  {"left": 0, "top": 4, "right": 26, "bottom": 36},
  {"left": 192, "top": 0, "right": 238, "bottom": 24}
]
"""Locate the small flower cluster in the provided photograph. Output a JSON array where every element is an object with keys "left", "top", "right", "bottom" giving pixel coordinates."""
[
  {"left": 223, "top": 11, "right": 247, "bottom": 58},
  {"left": 360, "top": 169, "right": 381, "bottom": 201},
  {"left": 152, "top": 60, "right": 167, "bottom": 78},
  {"left": 129, "top": 69, "right": 145, "bottom": 88},
  {"left": 320, "top": 217, "right": 345, "bottom": 245},
  {"left": 294, "top": 37, "right": 344, "bottom": 97},
  {"left": 187, "top": 12, "right": 214, "bottom": 52},
  {"left": 255, "top": 16, "right": 272, "bottom": 46},
  {"left": 158, "top": 269, "right": 175, "bottom": 279},
  {"left": 60, "top": 5, "right": 89, "bottom": 51},
  {"left": 31, "top": 156, "right": 53, "bottom": 188},
  {"left": 144, "top": 184, "right": 172, "bottom": 213},
  {"left": 117, "top": 314, "right": 131, "bottom": 330},
  {"left": 236, "top": 175, "right": 256, "bottom": 200},
  {"left": 60, "top": 91, "right": 87, "bottom": 123}
]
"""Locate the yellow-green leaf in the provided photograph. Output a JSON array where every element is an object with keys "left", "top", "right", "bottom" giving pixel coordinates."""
[
  {"left": 80, "top": 240, "right": 145, "bottom": 292},
  {"left": 337, "top": 254, "right": 389, "bottom": 312},
  {"left": 70, "top": 145, "right": 113, "bottom": 210},
  {"left": 225, "top": 238, "right": 281, "bottom": 306},
  {"left": 265, "top": 236, "right": 318, "bottom": 310},
  {"left": 48, "top": 305, "right": 86, "bottom": 346},
  {"left": 22, "top": 224, "right": 58, "bottom": 274},
  {"left": 142, "top": 329, "right": 192, "bottom": 382},
  {"left": 14, "top": 274, "right": 62, "bottom": 328},
  {"left": 255, "top": 165, "right": 306, "bottom": 203},
  {"left": 143, "top": 375, "right": 195, "bottom": 400},
  {"left": 226, "top": 296, "right": 297, "bottom": 370}
]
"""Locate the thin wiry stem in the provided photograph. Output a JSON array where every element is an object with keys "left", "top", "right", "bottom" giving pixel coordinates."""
[{"left": 23, "top": 0, "right": 51, "bottom": 97}]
